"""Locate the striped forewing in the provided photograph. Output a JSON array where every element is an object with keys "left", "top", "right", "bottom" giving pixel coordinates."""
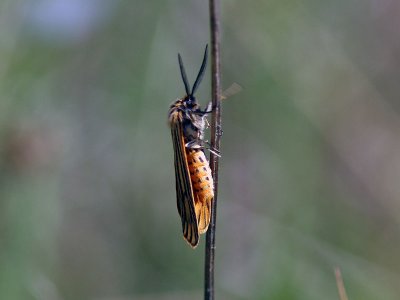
[{"left": 170, "top": 111, "right": 199, "bottom": 247}]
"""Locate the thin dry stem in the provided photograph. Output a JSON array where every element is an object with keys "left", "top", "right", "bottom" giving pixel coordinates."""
[
  {"left": 204, "top": 0, "right": 221, "bottom": 299},
  {"left": 335, "top": 267, "right": 349, "bottom": 300}
]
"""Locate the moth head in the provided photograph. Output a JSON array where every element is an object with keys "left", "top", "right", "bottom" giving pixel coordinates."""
[{"left": 184, "top": 94, "right": 197, "bottom": 108}]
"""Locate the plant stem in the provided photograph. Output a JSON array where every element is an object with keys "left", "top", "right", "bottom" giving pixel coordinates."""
[
  {"left": 204, "top": 0, "right": 221, "bottom": 299},
  {"left": 334, "top": 267, "right": 349, "bottom": 300}
]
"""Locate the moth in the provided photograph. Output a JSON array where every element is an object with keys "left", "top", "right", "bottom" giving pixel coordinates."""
[{"left": 168, "top": 45, "right": 215, "bottom": 248}]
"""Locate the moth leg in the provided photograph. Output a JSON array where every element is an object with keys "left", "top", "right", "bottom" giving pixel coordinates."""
[
  {"left": 192, "top": 110, "right": 211, "bottom": 116},
  {"left": 198, "top": 140, "right": 221, "bottom": 157},
  {"left": 193, "top": 101, "right": 213, "bottom": 115},
  {"left": 203, "top": 140, "right": 221, "bottom": 157},
  {"left": 208, "top": 147, "right": 221, "bottom": 157},
  {"left": 205, "top": 118, "right": 210, "bottom": 129},
  {"left": 185, "top": 139, "right": 221, "bottom": 157},
  {"left": 185, "top": 140, "right": 202, "bottom": 149}
]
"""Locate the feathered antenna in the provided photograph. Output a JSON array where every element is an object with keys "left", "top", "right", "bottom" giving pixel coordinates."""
[
  {"left": 191, "top": 44, "right": 208, "bottom": 97},
  {"left": 178, "top": 44, "right": 208, "bottom": 98}
]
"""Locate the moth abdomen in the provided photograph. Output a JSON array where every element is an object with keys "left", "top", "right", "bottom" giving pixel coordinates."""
[{"left": 186, "top": 148, "right": 214, "bottom": 234}]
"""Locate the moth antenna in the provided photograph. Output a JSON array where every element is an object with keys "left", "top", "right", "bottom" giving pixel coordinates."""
[
  {"left": 178, "top": 53, "right": 191, "bottom": 96},
  {"left": 191, "top": 44, "right": 208, "bottom": 97}
]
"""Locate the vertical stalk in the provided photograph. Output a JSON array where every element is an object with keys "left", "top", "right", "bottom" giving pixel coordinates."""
[
  {"left": 335, "top": 268, "right": 349, "bottom": 300},
  {"left": 204, "top": 0, "right": 221, "bottom": 299}
]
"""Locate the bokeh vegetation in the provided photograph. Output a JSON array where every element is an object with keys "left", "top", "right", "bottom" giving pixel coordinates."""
[{"left": 1, "top": 0, "right": 400, "bottom": 299}]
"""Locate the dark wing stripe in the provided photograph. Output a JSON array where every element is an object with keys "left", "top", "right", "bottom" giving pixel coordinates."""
[
  {"left": 170, "top": 119, "right": 199, "bottom": 247},
  {"left": 175, "top": 127, "right": 198, "bottom": 246}
]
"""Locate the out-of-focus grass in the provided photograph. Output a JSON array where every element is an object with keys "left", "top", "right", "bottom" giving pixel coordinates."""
[{"left": 0, "top": 0, "right": 400, "bottom": 299}]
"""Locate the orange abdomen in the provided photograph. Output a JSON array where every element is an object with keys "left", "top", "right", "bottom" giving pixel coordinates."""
[{"left": 186, "top": 148, "right": 214, "bottom": 234}]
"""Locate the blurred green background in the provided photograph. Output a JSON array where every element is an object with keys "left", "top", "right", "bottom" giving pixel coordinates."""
[{"left": 1, "top": 0, "right": 400, "bottom": 299}]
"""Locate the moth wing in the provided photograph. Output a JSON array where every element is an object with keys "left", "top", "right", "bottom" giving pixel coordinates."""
[
  {"left": 171, "top": 121, "right": 199, "bottom": 247},
  {"left": 221, "top": 82, "right": 242, "bottom": 100}
]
